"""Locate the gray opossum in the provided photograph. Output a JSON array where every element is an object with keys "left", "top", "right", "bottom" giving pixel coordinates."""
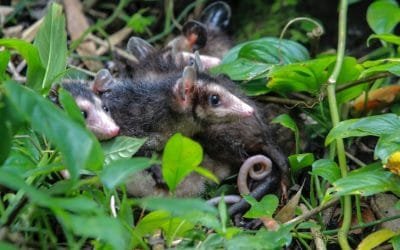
[{"left": 49, "top": 82, "right": 120, "bottom": 140}]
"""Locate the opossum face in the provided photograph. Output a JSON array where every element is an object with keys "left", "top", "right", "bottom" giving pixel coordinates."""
[
  {"left": 194, "top": 81, "right": 254, "bottom": 123},
  {"left": 74, "top": 95, "right": 120, "bottom": 140}
]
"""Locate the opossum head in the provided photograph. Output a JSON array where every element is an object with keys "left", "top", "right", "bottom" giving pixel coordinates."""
[
  {"left": 172, "top": 66, "right": 254, "bottom": 123},
  {"left": 50, "top": 82, "right": 120, "bottom": 140}
]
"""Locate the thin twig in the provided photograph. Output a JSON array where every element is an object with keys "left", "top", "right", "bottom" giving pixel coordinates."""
[{"left": 336, "top": 72, "right": 392, "bottom": 92}]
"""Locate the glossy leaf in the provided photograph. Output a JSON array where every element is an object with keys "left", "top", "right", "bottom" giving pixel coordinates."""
[
  {"left": 211, "top": 58, "right": 272, "bottom": 81},
  {"left": 162, "top": 133, "right": 203, "bottom": 192},
  {"left": 368, "top": 33, "right": 400, "bottom": 46},
  {"left": 101, "top": 136, "right": 147, "bottom": 165},
  {"left": 56, "top": 211, "right": 129, "bottom": 250},
  {"left": 58, "top": 88, "right": 85, "bottom": 126},
  {"left": 328, "top": 163, "right": 400, "bottom": 197},
  {"left": 358, "top": 229, "right": 397, "bottom": 250},
  {"left": 312, "top": 159, "right": 341, "bottom": 184},
  {"left": 34, "top": 3, "right": 67, "bottom": 92},
  {"left": 100, "top": 157, "right": 153, "bottom": 189},
  {"left": 243, "top": 195, "right": 279, "bottom": 219},
  {"left": 288, "top": 153, "right": 314, "bottom": 173},
  {"left": 0, "top": 39, "right": 45, "bottom": 91},
  {"left": 367, "top": 0, "right": 400, "bottom": 34},
  {"left": 4, "top": 81, "right": 104, "bottom": 179}
]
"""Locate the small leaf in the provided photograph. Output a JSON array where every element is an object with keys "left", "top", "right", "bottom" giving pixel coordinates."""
[
  {"left": 127, "top": 9, "right": 155, "bottom": 34},
  {"left": 367, "top": 0, "right": 400, "bottom": 34},
  {"left": 193, "top": 166, "right": 219, "bottom": 184},
  {"left": 288, "top": 153, "right": 314, "bottom": 173},
  {"left": 357, "top": 229, "right": 397, "bottom": 250},
  {"left": 102, "top": 136, "right": 147, "bottom": 165},
  {"left": 100, "top": 157, "right": 153, "bottom": 189},
  {"left": 312, "top": 159, "right": 341, "bottom": 184},
  {"left": 275, "top": 184, "right": 304, "bottom": 223},
  {"left": 34, "top": 2, "right": 67, "bottom": 93},
  {"left": 272, "top": 114, "right": 299, "bottom": 134},
  {"left": 58, "top": 88, "right": 85, "bottom": 126},
  {"left": 162, "top": 133, "right": 203, "bottom": 192},
  {"left": 0, "top": 50, "right": 10, "bottom": 81},
  {"left": 243, "top": 194, "right": 279, "bottom": 219}
]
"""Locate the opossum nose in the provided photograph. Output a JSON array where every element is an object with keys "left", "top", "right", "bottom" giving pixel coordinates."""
[
  {"left": 243, "top": 107, "right": 254, "bottom": 117},
  {"left": 110, "top": 126, "right": 120, "bottom": 137}
]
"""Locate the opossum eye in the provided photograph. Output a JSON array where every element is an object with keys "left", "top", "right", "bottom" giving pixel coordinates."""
[
  {"left": 208, "top": 94, "right": 221, "bottom": 107},
  {"left": 102, "top": 105, "right": 109, "bottom": 113},
  {"left": 81, "top": 110, "right": 88, "bottom": 119}
]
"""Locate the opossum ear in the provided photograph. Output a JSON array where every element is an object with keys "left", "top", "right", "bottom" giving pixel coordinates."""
[
  {"left": 127, "top": 36, "right": 155, "bottom": 60},
  {"left": 182, "top": 20, "right": 207, "bottom": 51},
  {"left": 48, "top": 84, "right": 60, "bottom": 105},
  {"left": 92, "top": 69, "right": 115, "bottom": 94},
  {"left": 200, "top": 1, "right": 231, "bottom": 30},
  {"left": 174, "top": 65, "right": 197, "bottom": 109}
]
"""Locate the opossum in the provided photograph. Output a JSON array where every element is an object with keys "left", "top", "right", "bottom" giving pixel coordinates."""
[{"left": 49, "top": 82, "right": 120, "bottom": 140}]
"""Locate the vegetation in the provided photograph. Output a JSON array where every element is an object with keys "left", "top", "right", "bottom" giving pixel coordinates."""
[{"left": 1, "top": 0, "right": 400, "bottom": 249}]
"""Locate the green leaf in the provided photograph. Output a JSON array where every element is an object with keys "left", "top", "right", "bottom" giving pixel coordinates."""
[
  {"left": 329, "top": 163, "right": 400, "bottom": 197},
  {"left": 0, "top": 242, "right": 18, "bottom": 250},
  {"left": 56, "top": 211, "right": 129, "bottom": 250},
  {"left": 375, "top": 133, "right": 400, "bottom": 162},
  {"left": 162, "top": 133, "right": 203, "bottom": 192},
  {"left": 127, "top": 9, "right": 155, "bottom": 34},
  {"left": 288, "top": 153, "right": 314, "bottom": 173},
  {"left": 51, "top": 196, "right": 100, "bottom": 213},
  {"left": 211, "top": 58, "right": 271, "bottom": 81},
  {"left": 241, "top": 79, "right": 271, "bottom": 96},
  {"left": 0, "top": 39, "right": 45, "bottom": 91},
  {"left": 34, "top": 2, "right": 67, "bottom": 93},
  {"left": 137, "top": 197, "right": 218, "bottom": 217},
  {"left": 0, "top": 50, "right": 10, "bottom": 81},
  {"left": 193, "top": 166, "right": 219, "bottom": 184},
  {"left": 272, "top": 114, "right": 299, "bottom": 153},
  {"left": 358, "top": 229, "right": 397, "bottom": 250},
  {"left": 4, "top": 81, "right": 104, "bottom": 179},
  {"left": 367, "top": 0, "right": 400, "bottom": 34},
  {"left": 101, "top": 136, "right": 147, "bottom": 165},
  {"left": 100, "top": 158, "right": 153, "bottom": 189},
  {"left": 312, "top": 159, "right": 341, "bottom": 184},
  {"left": 243, "top": 194, "right": 279, "bottom": 219},
  {"left": 326, "top": 114, "right": 400, "bottom": 145},
  {"left": 368, "top": 33, "right": 400, "bottom": 46},
  {"left": 391, "top": 235, "right": 400, "bottom": 250},
  {"left": 361, "top": 60, "right": 400, "bottom": 77},
  {"left": 0, "top": 101, "right": 12, "bottom": 165},
  {"left": 58, "top": 88, "right": 85, "bottom": 126}
]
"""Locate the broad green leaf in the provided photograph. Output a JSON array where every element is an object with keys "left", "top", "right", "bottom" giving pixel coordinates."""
[
  {"left": 367, "top": 0, "right": 400, "bottom": 34},
  {"left": 0, "top": 39, "right": 45, "bottom": 90},
  {"left": 0, "top": 50, "right": 10, "bottom": 81},
  {"left": 328, "top": 163, "right": 400, "bottom": 197},
  {"left": 102, "top": 136, "right": 147, "bottom": 165},
  {"left": 58, "top": 88, "right": 85, "bottom": 126},
  {"left": 288, "top": 153, "right": 314, "bottom": 173},
  {"left": 137, "top": 197, "right": 218, "bottom": 217},
  {"left": 162, "top": 133, "right": 203, "bottom": 192},
  {"left": 375, "top": 133, "right": 400, "bottom": 162},
  {"left": 326, "top": 114, "right": 400, "bottom": 145},
  {"left": 135, "top": 210, "right": 194, "bottom": 246},
  {"left": 368, "top": 33, "right": 400, "bottom": 46},
  {"left": 222, "top": 37, "right": 309, "bottom": 64},
  {"left": 243, "top": 194, "right": 279, "bottom": 219},
  {"left": 100, "top": 157, "right": 153, "bottom": 189},
  {"left": 358, "top": 229, "right": 397, "bottom": 250},
  {"left": 312, "top": 159, "right": 341, "bottom": 184},
  {"left": 241, "top": 79, "right": 271, "bottom": 96},
  {"left": 211, "top": 58, "right": 271, "bottom": 81},
  {"left": 56, "top": 211, "right": 129, "bottom": 250},
  {"left": 34, "top": 3, "right": 67, "bottom": 92},
  {"left": 4, "top": 81, "right": 104, "bottom": 179}
]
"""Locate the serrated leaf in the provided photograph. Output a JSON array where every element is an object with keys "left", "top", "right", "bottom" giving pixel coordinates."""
[
  {"left": 100, "top": 157, "right": 153, "bottom": 189},
  {"left": 358, "top": 229, "right": 397, "bottom": 250},
  {"left": 4, "top": 81, "right": 104, "bottom": 179},
  {"left": 243, "top": 194, "right": 279, "bottom": 219},
  {"left": 367, "top": 0, "right": 400, "bottom": 34},
  {"left": 312, "top": 159, "right": 341, "bottom": 184},
  {"left": 162, "top": 133, "right": 203, "bottom": 192},
  {"left": 34, "top": 3, "right": 67, "bottom": 93},
  {"left": 101, "top": 136, "right": 147, "bottom": 165},
  {"left": 0, "top": 39, "right": 45, "bottom": 91}
]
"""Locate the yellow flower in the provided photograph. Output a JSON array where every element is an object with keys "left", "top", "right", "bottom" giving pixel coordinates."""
[{"left": 384, "top": 151, "right": 400, "bottom": 176}]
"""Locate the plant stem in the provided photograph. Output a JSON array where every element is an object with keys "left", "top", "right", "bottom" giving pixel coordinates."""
[{"left": 326, "top": 1, "right": 351, "bottom": 249}]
